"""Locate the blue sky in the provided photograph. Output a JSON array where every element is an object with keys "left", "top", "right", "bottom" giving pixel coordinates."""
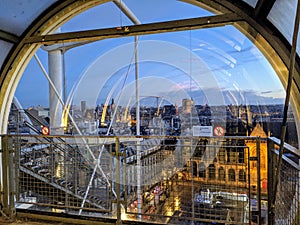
[{"left": 15, "top": 0, "right": 285, "bottom": 109}]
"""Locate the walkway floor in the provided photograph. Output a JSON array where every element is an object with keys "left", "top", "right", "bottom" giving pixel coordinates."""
[{"left": 2, "top": 219, "right": 61, "bottom": 225}]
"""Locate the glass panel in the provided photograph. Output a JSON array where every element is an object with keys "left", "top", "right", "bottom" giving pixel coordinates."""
[
  {"left": 241, "top": 0, "right": 258, "bottom": 8},
  {"left": 0, "top": 40, "right": 13, "bottom": 66},
  {"left": 15, "top": 48, "right": 49, "bottom": 107},
  {"left": 62, "top": 0, "right": 212, "bottom": 33},
  {"left": 15, "top": 25, "right": 298, "bottom": 147},
  {"left": 10, "top": 2, "right": 299, "bottom": 224},
  {"left": 122, "top": 0, "right": 213, "bottom": 23},
  {"left": 0, "top": 0, "right": 56, "bottom": 35},
  {"left": 268, "top": 0, "right": 300, "bottom": 55},
  {"left": 61, "top": 2, "right": 134, "bottom": 32}
]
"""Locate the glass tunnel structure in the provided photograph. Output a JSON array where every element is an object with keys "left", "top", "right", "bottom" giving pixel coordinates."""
[{"left": 0, "top": 1, "right": 299, "bottom": 225}]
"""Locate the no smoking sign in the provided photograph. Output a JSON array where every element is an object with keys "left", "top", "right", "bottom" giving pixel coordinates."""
[
  {"left": 214, "top": 126, "right": 225, "bottom": 136},
  {"left": 41, "top": 126, "right": 50, "bottom": 135}
]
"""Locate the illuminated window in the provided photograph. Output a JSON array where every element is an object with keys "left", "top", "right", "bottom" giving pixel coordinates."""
[{"left": 239, "top": 170, "right": 246, "bottom": 182}]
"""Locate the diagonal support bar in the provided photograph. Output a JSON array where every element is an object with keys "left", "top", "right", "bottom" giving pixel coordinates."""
[{"left": 0, "top": 29, "right": 19, "bottom": 43}]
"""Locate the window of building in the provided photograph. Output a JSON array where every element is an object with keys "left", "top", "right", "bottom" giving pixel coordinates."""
[
  {"left": 218, "top": 148, "right": 226, "bottom": 163},
  {"left": 199, "top": 162, "right": 206, "bottom": 178},
  {"left": 228, "top": 168, "right": 236, "bottom": 182},
  {"left": 218, "top": 167, "right": 226, "bottom": 181},
  {"left": 191, "top": 161, "right": 197, "bottom": 177},
  {"left": 239, "top": 169, "right": 246, "bottom": 182},
  {"left": 208, "top": 164, "right": 216, "bottom": 180}
]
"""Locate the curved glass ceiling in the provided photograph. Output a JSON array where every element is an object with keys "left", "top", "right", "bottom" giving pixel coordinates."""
[
  {"left": 1, "top": 0, "right": 300, "bottom": 78},
  {"left": 0, "top": 0, "right": 55, "bottom": 35},
  {"left": 61, "top": 0, "right": 212, "bottom": 32}
]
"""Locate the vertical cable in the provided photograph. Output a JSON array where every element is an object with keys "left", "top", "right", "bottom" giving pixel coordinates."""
[
  {"left": 189, "top": 28, "right": 195, "bottom": 221},
  {"left": 189, "top": 29, "right": 192, "bottom": 95},
  {"left": 119, "top": 0, "right": 123, "bottom": 27}
]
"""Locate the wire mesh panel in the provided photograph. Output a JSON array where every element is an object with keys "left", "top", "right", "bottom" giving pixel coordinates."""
[
  {"left": 268, "top": 138, "right": 300, "bottom": 225},
  {"left": 14, "top": 135, "right": 113, "bottom": 216},
  {"left": 122, "top": 136, "right": 261, "bottom": 225},
  {"left": 3, "top": 134, "right": 269, "bottom": 224}
]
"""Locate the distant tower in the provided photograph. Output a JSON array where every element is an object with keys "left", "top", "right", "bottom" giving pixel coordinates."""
[
  {"left": 111, "top": 98, "right": 115, "bottom": 112},
  {"left": 81, "top": 101, "right": 87, "bottom": 114},
  {"left": 182, "top": 98, "right": 194, "bottom": 114},
  {"left": 175, "top": 104, "right": 179, "bottom": 116}
]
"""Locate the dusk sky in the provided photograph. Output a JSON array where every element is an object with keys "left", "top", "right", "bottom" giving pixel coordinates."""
[{"left": 15, "top": 0, "right": 285, "bottom": 109}]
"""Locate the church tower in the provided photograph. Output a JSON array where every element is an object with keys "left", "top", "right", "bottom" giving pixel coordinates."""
[{"left": 246, "top": 123, "right": 268, "bottom": 193}]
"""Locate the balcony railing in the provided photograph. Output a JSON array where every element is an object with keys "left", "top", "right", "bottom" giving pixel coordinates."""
[
  {"left": 267, "top": 137, "right": 300, "bottom": 225},
  {"left": 0, "top": 134, "right": 299, "bottom": 224}
]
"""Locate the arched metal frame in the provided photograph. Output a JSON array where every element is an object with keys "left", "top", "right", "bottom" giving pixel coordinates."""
[{"left": 0, "top": 0, "right": 299, "bottom": 143}]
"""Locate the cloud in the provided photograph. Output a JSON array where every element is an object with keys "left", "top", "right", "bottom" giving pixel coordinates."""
[{"left": 189, "top": 88, "right": 284, "bottom": 106}]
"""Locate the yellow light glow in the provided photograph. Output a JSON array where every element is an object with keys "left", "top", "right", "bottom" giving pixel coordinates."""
[
  {"left": 121, "top": 208, "right": 127, "bottom": 220},
  {"left": 174, "top": 196, "right": 180, "bottom": 210},
  {"left": 56, "top": 163, "right": 62, "bottom": 178},
  {"left": 62, "top": 104, "right": 71, "bottom": 130},
  {"left": 101, "top": 105, "right": 108, "bottom": 125},
  {"left": 166, "top": 206, "right": 174, "bottom": 217}
]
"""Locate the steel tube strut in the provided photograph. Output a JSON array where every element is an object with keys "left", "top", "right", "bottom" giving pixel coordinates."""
[{"left": 24, "top": 14, "right": 241, "bottom": 45}]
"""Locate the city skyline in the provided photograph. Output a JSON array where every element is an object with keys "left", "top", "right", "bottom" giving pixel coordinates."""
[{"left": 15, "top": 1, "right": 286, "bottom": 113}]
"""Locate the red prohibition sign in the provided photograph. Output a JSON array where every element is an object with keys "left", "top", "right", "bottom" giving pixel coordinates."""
[
  {"left": 41, "top": 126, "right": 50, "bottom": 135},
  {"left": 214, "top": 126, "right": 225, "bottom": 136}
]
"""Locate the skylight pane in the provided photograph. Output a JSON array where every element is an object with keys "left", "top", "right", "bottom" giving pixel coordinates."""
[
  {"left": 241, "top": 0, "right": 258, "bottom": 8},
  {"left": 268, "top": 0, "right": 300, "bottom": 56},
  {"left": 0, "top": 0, "right": 56, "bottom": 35}
]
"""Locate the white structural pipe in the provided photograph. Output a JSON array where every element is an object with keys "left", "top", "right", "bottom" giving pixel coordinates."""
[{"left": 47, "top": 48, "right": 64, "bottom": 135}]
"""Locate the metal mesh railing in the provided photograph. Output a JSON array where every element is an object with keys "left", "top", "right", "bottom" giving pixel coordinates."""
[
  {"left": 268, "top": 137, "right": 300, "bottom": 225},
  {"left": 15, "top": 135, "right": 113, "bottom": 215},
  {"left": 121, "top": 137, "right": 251, "bottom": 224},
  {"left": 1, "top": 134, "right": 272, "bottom": 224}
]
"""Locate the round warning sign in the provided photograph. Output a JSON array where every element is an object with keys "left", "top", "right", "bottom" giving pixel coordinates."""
[
  {"left": 214, "top": 126, "right": 225, "bottom": 136},
  {"left": 41, "top": 126, "right": 50, "bottom": 135}
]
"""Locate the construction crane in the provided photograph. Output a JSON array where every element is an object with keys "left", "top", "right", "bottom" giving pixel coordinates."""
[{"left": 140, "top": 95, "right": 164, "bottom": 116}]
